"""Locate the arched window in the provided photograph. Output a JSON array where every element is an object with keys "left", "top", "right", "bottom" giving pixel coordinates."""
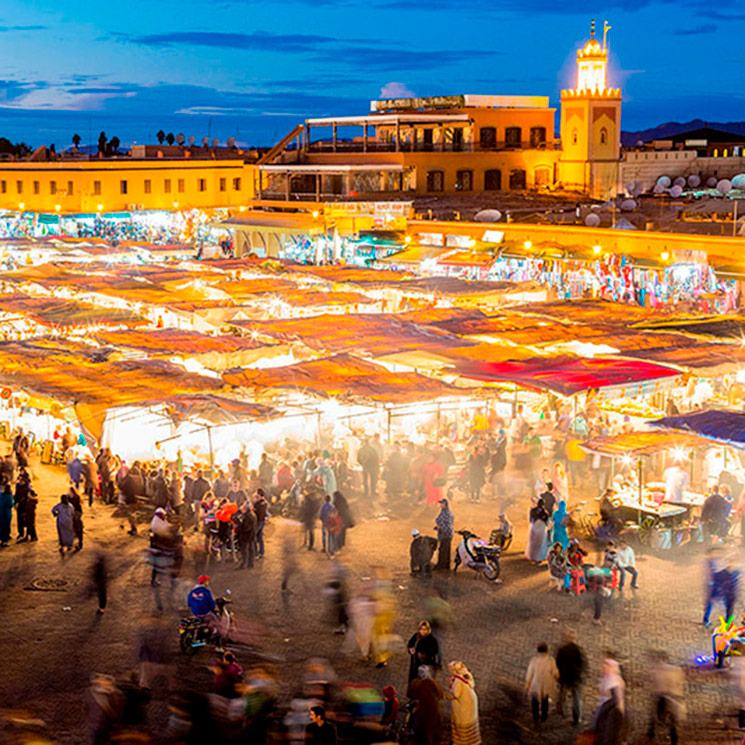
[
  {"left": 713, "top": 149, "right": 719, "bottom": 158},
  {"left": 572, "top": 129, "right": 578, "bottom": 145},
  {"left": 600, "top": 127, "right": 608, "bottom": 145}
]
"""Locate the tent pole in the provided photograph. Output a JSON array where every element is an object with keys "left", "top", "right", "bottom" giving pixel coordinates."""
[
  {"left": 206, "top": 425, "right": 214, "bottom": 472},
  {"left": 387, "top": 408, "right": 392, "bottom": 444},
  {"left": 316, "top": 412, "right": 322, "bottom": 447}
]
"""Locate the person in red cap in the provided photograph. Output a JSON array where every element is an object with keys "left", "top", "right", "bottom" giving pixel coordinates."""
[{"left": 187, "top": 574, "right": 225, "bottom": 648}]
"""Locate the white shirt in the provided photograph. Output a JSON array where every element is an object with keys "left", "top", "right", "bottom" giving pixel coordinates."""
[
  {"left": 616, "top": 545, "right": 636, "bottom": 569},
  {"left": 664, "top": 466, "right": 689, "bottom": 504}
]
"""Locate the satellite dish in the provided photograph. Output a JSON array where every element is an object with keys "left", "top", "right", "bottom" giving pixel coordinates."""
[
  {"left": 732, "top": 174, "right": 745, "bottom": 189},
  {"left": 673, "top": 176, "right": 686, "bottom": 188},
  {"left": 706, "top": 177, "right": 717, "bottom": 187},
  {"left": 585, "top": 213, "right": 600, "bottom": 227},
  {"left": 657, "top": 176, "right": 671, "bottom": 188},
  {"left": 202, "top": 136, "right": 209, "bottom": 147},
  {"left": 620, "top": 199, "right": 637, "bottom": 211},
  {"left": 717, "top": 179, "right": 733, "bottom": 195},
  {"left": 176, "top": 133, "right": 185, "bottom": 145},
  {"left": 653, "top": 183, "right": 665, "bottom": 194},
  {"left": 188, "top": 135, "right": 196, "bottom": 146},
  {"left": 669, "top": 185, "right": 683, "bottom": 198},
  {"left": 687, "top": 175, "right": 701, "bottom": 188},
  {"left": 474, "top": 209, "right": 502, "bottom": 222},
  {"left": 226, "top": 136, "right": 236, "bottom": 148},
  {"left": 211, "top": 138, "right": 220, "bottom": 148}
]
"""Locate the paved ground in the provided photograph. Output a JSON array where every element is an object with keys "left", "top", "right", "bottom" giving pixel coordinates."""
[{"left": 0, "top": 458, "right": 743, "bottom": 744}]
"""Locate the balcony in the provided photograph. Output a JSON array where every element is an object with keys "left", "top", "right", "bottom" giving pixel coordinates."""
[{"left": 306, "top": 140, "right": 472, "bottom": 154}]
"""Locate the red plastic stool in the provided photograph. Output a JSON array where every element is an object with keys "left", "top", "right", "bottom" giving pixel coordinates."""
[{"left": 570, "top": 569, "right": 586, "bottom": 596}]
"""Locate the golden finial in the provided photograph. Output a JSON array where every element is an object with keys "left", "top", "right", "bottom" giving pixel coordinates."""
[
  {"left": 603, "top": 20, "right": 612, "bottom": 50},
  {"left": 590, "top": 19, "right": 596, "bottom": 37}
]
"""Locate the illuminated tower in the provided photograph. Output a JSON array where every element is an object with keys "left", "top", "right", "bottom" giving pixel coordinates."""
[{"left": 559, "top": 20, "right": 622, "bottom": 198}]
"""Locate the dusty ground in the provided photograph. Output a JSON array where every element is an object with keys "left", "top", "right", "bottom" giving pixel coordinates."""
[{"left": 0, "top": 456, "right": 743, "bottom": 744}]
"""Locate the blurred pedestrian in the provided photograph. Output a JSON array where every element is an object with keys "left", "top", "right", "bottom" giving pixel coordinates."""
[
  {"left": 85, "top": 673, "right": 124, "bottom": 745},
  {"left": 525, "top": 641, "right": 558, "bottom": 725},
  {"left": 91, "top": 553, "right": 108, "bottom": 615},
  {"left": 407, "top": 665, "right": 443, "bottom": 745},
  {"left": 555, "top": 629, "right": 585, "bottom": 725},
  {"left": 235, "top": 501, "right": 256, "bottom": 569},
  {"left": 332, "top": 490, "right": 353, "bottom": 550},
  {"left": 70, "top": 488, "right": 84, "bottom": 551},
  {"left": 253, "top": 489, "right": 268, "bottom": 559},
  {"left": 593, "top": 656, "right": 625, "bottom": 745},
  {"left": 525, "top": 498, "right": 549, "bottom": 564},
  {"left": 300, "top": 490, "right": 319, "bottom": 550},
  {"left": 647, "top": 650, "right": 685, "bottom": 745},
  {"left": 434, "top": 497, "right": 454, "bottom": 571},
  {"left": 446, "top": 660, "right": 481, "bottom": 745},
  {"left": 0, "top": 478, "right": 13, "bottom": 547}
]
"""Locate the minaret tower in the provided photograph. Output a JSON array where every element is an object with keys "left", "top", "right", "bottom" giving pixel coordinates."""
[{"left": 559, "top": 20, "right": 622, "bottom": 198}]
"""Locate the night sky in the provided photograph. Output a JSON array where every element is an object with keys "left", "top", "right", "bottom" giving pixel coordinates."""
[{"left": 0, "top": 0, "right": 743, "bottom": 149}]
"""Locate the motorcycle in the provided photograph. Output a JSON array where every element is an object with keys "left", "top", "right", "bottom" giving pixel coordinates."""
[
  {"left": 453, "top": 530, "right": 501, "bottom": 582},
  {"left": 179, "top": 594, "right": 234, "bottom": 655}
]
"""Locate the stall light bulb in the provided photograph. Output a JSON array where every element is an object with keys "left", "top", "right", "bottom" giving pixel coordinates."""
[
  {"left": 593, "top": 245, "right": 601, "bottom": 255},
  {"left": 312, "top": 211, "right": 319, "bottom": 218},
  {"left": 97, "top": 204, "right": 103, "bottom": 211},
  {"left": 621, "top": 454, "right": 633, "bottom": 466},
  {"left": 524, "top": 240, "right": 532, "bottom": 250},
  {"left": 18, "top": 202, "right": 24, "bottom": 210},
  {"left": 173, "top": 201, "right": 179, "bottom": 208},
  {"left": 661, "top": 251, "right": 670, "bottom": 262},
  {"left": 55, "top": 204, "right": 60, "bottom": 211}
]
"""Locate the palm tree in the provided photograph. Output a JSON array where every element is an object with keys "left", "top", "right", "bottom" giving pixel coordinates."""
[
  {"left": 156, "top": 129, "right": 165, "bottom": 145},
  {"left": 109, "top": 136, "right": 121, "bottom": 154},
  {"left": 165, "top": 132, "right": 175, "bottom": 146},
  {"left": 72, "top": 133, "right": 81, "bottom": 150}
]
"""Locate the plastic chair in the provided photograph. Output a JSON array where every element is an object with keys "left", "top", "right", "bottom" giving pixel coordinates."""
[
  {"left": 611, "top": 568, "right": 620, "bottom": 590},
  {"left": 570, "top": 569, "right": 586, "bottom": 596}
]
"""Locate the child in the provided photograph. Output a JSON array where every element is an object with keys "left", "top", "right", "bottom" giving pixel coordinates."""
[{"left": 382, "top": 684, "right": 400, "bottom": 726}]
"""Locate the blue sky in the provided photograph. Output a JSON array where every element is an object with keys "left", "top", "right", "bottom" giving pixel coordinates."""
[{"left": 0, "top": 0, "right": 743, "bottom": 148}]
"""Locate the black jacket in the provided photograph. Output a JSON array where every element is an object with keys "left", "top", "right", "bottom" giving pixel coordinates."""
[{"left": 556, "top": 642, "right": 585, "bottom": 686}]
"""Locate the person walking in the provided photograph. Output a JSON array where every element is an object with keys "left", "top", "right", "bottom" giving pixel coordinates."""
[
  {"left": 332, "top": 490, "right": 353, "bottom": 550},
  {"left": 0, "top": 479, "right": 13, "bottom": 547},
  {"left": 69, "top": 488, "right": 84, "bottom": 551},
  {"left": 235, "top": 501, "right": 256, "bottom": 569},
  {"left": 525, "top": 498, "right": 550, "bottom": 563},
  {"left": 319, "top": 494, "right": 335, "bottom": 556},
  {"left": 82, "top": 455, "right": 98, "bottom": 508},
  {"left": 407, "top": 666, "right": 443, "bottom": 745},
  {"left": 525, "top": 641, "right": 558, "bottom": 725},
  {"left": 91, "top": 553, "right": 108, "bottom": 615},
  {"left": 52, "top": 493, "right": 75, "bottom": 555},
  {"left": 300, "top": 490, "right": 319, "bottom": 550},
  {"left": 253, "top": 489, "right": 268, "bottom": 559},
  {"left": 13, "top": 471, "right": 29, "bottom": 541},
  {"left": 551, "top": 500, "right": 570, "bottom": 550},
  {"left": 357, "top": 438, "right": 380, "bottom": 499},
  {"left": 447, "top": 660, "right": 481, "bottom": 745},
  {"left": 434, "top": 497, "right": 454, "bottom": 571},
  {"left": 23, "top": 483, "right": 38, "bottom": 542},
  {"left": 616, "top": 538, "right": 639, "bottom": 591},
  {"left": 555, "top": 629, "right": 585, "bottom": 725},
  {"left": 647, "top": 650, "right": 685, "bottom": 745}
]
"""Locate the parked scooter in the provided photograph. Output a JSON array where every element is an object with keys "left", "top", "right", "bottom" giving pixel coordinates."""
[{"left": 453, "top": 529, "right": 501, "bottom": 581}]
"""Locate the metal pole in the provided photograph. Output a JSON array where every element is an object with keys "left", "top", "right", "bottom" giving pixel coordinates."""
[
  {"left": 206, "top": 425, "right": 214, "bottom": 471},
  {"left": 735, "top": 200, "right": 739, "bottom": 237},
  {"left": 316, "top": 411, "right": 322, "bottom": 447},
  {"left": 387, "top": 408, "right": 392, "bottom": 444}
]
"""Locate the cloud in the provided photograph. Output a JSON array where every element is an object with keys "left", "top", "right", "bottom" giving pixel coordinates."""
[
  {"left": 125, "top": 30, "right": 337, "bottom": 53},
  {"left": 673, "top": 22, "right": 717, "bottom": 34},
  {"left": 379, "top": 82, "right": 415, "bottom": 98},
  {"left": 0, "top": 24, "right": 46, "bottom": 31},
  {"left": 314, "top": 46, "right": 500, "bottom": 71}
]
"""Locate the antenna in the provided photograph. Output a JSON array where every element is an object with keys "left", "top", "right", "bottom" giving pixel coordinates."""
[{"left": 603, "top": 20, "right": 611, "bottom": 50}]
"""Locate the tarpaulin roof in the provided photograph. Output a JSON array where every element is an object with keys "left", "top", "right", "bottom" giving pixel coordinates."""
[
  {"left": 111, "top": 394, "right": 278, "bottom": 426},
  {"left": 580, "top": 430, "right": 710, "bottom": 456},
  {"left": 636, "top": 315, "right": 745, "bottom": 340},
  {"left": 452, "top": 355, "right": 680, "bottom": 396},
  {"left": 223, "top": 353, "right": 468, "bottom": 405},
  {"left": 0, "top": 295, "right": 147, "bottom": 328},
  {"left": 213, "top": 278, "right": 297, "bottom": 299},
  {"left": 512, "top": 299, "right": 673, "bottom": 326},
  {"left": 234, "top": 313, "right": 473, "bottom": 356},
  {"left": 393, "top": 277, "right": 533, "bottom": 297},
  {"left": 289, "top": 265, "right": 412, "bottom": 284},
  {"left": 90, "top": 328, "right": 266, "bottom": 356},
  {"left": 0, "top": 339, "right": 222, "bottom": 440},
  {"left": 650, "top": 410, "right": 745, "bottom": 448}
]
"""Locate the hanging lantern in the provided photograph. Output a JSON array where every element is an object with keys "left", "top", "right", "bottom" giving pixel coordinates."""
[{"left": 0, "top": 388, "right": 11, "bottom": 400}]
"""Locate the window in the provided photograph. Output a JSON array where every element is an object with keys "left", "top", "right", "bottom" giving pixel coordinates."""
[
  {"left": 67, "top": 181, "right": 73, "bottom": 196},
  {"left": 509, "top": 168, "right": 527, "bottom": 190},
  {"left": 505, "top": 126, "right": 522, "bottom": 147},
  {"left": 713, "top": 149, "right": 719, "bottom": 158},
  {"left": 426, "top": 170, "right": 444, "bottom": 192},
  {"left": 479, "top": 127, "right": 496, "bottom": 149},
  {"left": 50, "top": 180, "right": 57, "bottom": 195},
  {"left": 455, "top": 170, "right": 473, "bottom": 191},
  {"left": 572, "top": 129, "right": 578, "bottom": 146},
  {"left": 219, "top": 177, "right": 226, "bottom": 192},
  {"left": 599, "top": 127, "right": 608, "bottom": 145},
  {"left": 484, "top": 169, "right": 501, "bottom": 191},
  {"left": 164, "top": 179, "right": 171, "bottom": 194},
  {"left": 724, "top": 148, "right": 729, "bottom": 158},
  {"left": 0, "top": 181, "right": 6, "bottom": 194},
  {"left": 534, "top": 167, "right": 551, "bottom": 186},
  {"left": 233, "top": 177, "right": 241, "bottom": 191},
  {"left": 529, "top": 126, "right": 546, "bottom": 148},
  {"left": 144, "top": 179, "right": 152, "bottom": 194},
  {"left": 198, "top": 178, "right": 207, "bottom": 192},
  {"left": 33, "top": 181, "right": 40, "bottom": 195},
  {"left": 93, "top": 180, "right": 101, "bottom": 196},
  {"left": 16, "top": 181, "right": 22, "bottom": 194},
  {"left": 177, "top": 179, "right": 185, "bottom": 193},
  {"left": 120, "top": 180, "right": 128, "bottom": 195}
]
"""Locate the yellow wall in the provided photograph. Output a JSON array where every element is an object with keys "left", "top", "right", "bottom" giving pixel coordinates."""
[{"left": 0, "top": 160, "right": 256, "bottom": 213}]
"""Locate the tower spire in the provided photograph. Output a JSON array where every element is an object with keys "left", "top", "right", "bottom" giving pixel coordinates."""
[
  {"left": 590, "top": 18, "right": 596, "bottom": 37},
  {"left": 603, "top": 20, "right": 611, "bottom": 50}
]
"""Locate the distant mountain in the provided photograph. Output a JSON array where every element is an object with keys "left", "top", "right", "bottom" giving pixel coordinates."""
[{"left": 621, "top": 119, "right": 745, "bottom": 147}]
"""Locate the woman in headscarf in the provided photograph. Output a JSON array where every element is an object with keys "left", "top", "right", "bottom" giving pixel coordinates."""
[
  {"left": 551, "top": 500, "right": 570, "bottom": 550},
  {"left": 407, "top": 619, "right": 441, "bottom": 682},
  {"left": 547, "top": 542, "right": 571, "bottom": 591},
  {"left": 52, "top": 493, "right": 75, "bottom": 555},
  {"left": 447, "top": 661, "right": 481, "bottom": 745},
  {"left": 525, "top": 498, "right": 550, "bottom": 564}
]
